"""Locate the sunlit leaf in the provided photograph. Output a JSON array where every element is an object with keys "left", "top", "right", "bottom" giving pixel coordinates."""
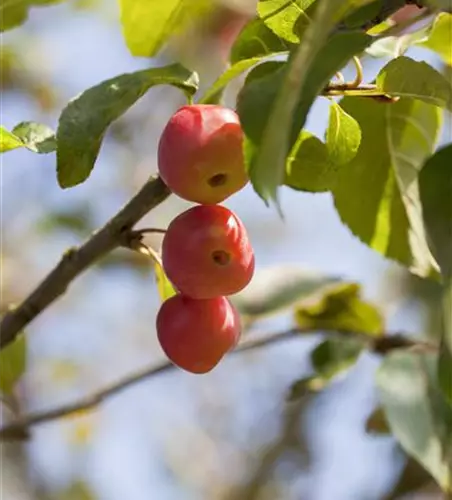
[
  {"left": 11, "top": 121, "right": 56, "bottom": 153},
  {"left": 154, "top": 260, "right": 177, "bottom": 303},
  {"left": 294, "top": 282, "right": 384, "bottom": 336},
  {"left": 325, "top": 101, "right": 361, "bottom": 166},
  {"left": 237, "top": 29, "right": 372, "bottom": 205},
  {"left": 119, "top": 0, "right": 211, "bottom": 57},
  {"left": 230, "top": 17, "right": 293, "bottom": 63},
  {"left": 377, "top": 56, "right": 452, "bottom": 111},
  {"left": 199, "top": 57, "right": 270, "bottom": 105},
  {"left": 333, "top": 97, "right": 441, "bottom": 278},
  {"left": 0, "top": 126, "right": 23, "bottom": 152},
  {"left": 257, "top": 0, "right": 317, "bottom": 44},
  {"left": 56, "top": 64, "right": 198, "bottom": 188},
  {"left": 418, "top": 13, "right": 452, "bottom": 65},
  {"left": 285, "top": 131, "right": 334, "bottom": 192}
]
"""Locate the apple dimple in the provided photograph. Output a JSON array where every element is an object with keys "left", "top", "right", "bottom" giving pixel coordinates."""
[
  {"left": 158, "top": 105, "right": 248, "bottom": 204},
  {"left": 162, "top": 205, "right": 255, "bottom": 299}
]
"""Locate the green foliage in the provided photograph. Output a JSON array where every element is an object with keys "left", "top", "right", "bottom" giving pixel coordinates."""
[
  {"left": 0, "top": 0, "right": 64, "bottom": 32},
  {"left": 56, "top": 64, "right": 198, "bottom": 188},
  {"left": 376, "top": 351, "right": 452, "bottom": 492},
  {"left": 154, "top": 261, "right": 177, "bottom": 302},
  {"left": 376, "top": 57, "right": 452, "bottom": 112},
  {"left": 0, "top": 126, "right": 24, "bottom": 152},
  {"left": 294, "top": 282, "right": 384, "bottom": 336},
  {"left": 419, "top": 13, "right": 452, "bottom": 65},
  {"left": 199, "top": 57, "right": 270, "bottom": 105},
  {"left": 230, "top": 265, "right": 341, "bottom": 320},
  {"left": 333, "top": 97, "right": 441, "bottom": 278},
  {"left": 257, "top": 0, "right": 317, "bottom": 44},
  {"left": 325, "top": 101, "right": 362, "bottom": 166},
  {"left": 0, "top": 333, "right": 26, "bottom": 396},
  {"left": 230, "top": 18, "right": 293, "bottom": 64},
  {"left": 286, "top": 131, "right": 333, "bottom": 192},
  {"left": 0, "top": 122, "right": 55, "bottom": 154},
  {"left": 310, "top": 336, "right": 364, "bottom": 381},
  {"left": 118, "top": 0, "right": 210, "bottom": 57},
  {"left": 286, "top": 101, "right": 361, "bottom": 192},
  {"left": 237, "top": 30, "right": 372, "bottom": 205},
  {"left": 419, "top": 144, "right": 452, "bottom": 279},
  {"left": 385, "top": 457, "right": 437, "bottom": 500}
]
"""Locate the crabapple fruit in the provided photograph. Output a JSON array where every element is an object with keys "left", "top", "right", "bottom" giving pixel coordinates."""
[
  {"left": 158, "top": 104, "right": 248, "bottom": 204},
  {"left": 162, "top": 205, "right": 254, "bottom": 299},
  {"left": 156, "top": 294, "right": 241, "bottom": 374}
]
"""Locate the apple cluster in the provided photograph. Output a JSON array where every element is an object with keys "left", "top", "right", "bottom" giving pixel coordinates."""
[{"left": 156, "top": 105, "right": 255, "bottom": 374}]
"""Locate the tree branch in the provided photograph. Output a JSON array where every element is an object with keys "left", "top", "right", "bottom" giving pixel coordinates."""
[
  {"left": 0, "top": 328, "right": 436, "bottom": 441},
  {"left": 0, "top": 176, "right": 170, "bottom": 350}
]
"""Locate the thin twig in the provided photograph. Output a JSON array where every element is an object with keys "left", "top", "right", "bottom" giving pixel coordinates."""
[
  {"left": 0, "top": 328, "right": 437, "bottom": 441},
  {"left": 0, "top": 176, "right": 171, "bottom": 350}
]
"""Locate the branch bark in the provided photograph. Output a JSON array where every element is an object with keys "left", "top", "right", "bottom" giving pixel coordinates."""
[
  {"left": 0, "top": 176, "right": 170, "bottom": 350},
  {"left": 0, "top": 328, "right": 436, "bottom": 441}
]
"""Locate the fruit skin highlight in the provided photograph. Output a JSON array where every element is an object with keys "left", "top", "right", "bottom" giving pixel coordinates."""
[
  {"left": 162, "top": 205, "right": 255, "bottom": 299},
  {"left": 158, "top": 104, "right": 248, "bottom": 204},
  {"left": 156, "top": 294, "right": 241, "bottom": 374}
]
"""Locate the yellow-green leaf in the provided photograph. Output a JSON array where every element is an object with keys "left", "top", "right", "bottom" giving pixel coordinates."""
[
  {"left": 0, "top": 333, "right": 26, "bottom": 396},
  {"left": 119, "top": 0, "right": 210, "bottom": 57},
  {"left": 294, "top": 282, "right": 384, "bottom": 336},
  {"left": 154, "top": 261, "right": 177, "bottom": 303},
  {"left": 0, "top": 126, "right": 24, "bottom": 152},
  {"left": 419, "top": 13, "right": 452, "bottom": 65}
]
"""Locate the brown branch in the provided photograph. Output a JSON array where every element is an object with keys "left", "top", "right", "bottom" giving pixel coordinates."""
[
  {"left": 0, "top": 176, "right": 171, "bottom": 350},
  {"left": 0, "top": 327, "right": 436, "bottom": 441}
]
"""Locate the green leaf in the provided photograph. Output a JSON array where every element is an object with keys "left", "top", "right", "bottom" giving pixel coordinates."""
[
  {"left": 230, "top": 265, "right": 341, "bottom": 319},
  {"left": 286, "top": 101, "right": 361, "bottom": 192},
  {"left": 377, "top": 57, "right": 452, "bottom": 111},
  {"left": 365, "top": 406, "right": 391, "bottom": 435},
  {"left": 199, "top": 57, "right": 270, "bottom": 105},
  {"left": 154, "top": 261, "right": 177, "bottom": 303},
  {"left": 376, "top": 351, "right": 452, "bottom": 492},
  {"left": 285, "top": 131, "right": 334, "bottom": 192},
  {"left": 333, "top": 97, "right": 441, "bottom": 278},
  {"left": 0, "top": 333, "right": 26, "bottom": 396},
  {"left": 311, "top": 336, "right": 363, "bottom": 381},
  {"left": 419, "top": 13, "right": 452, "bottom": 65},
  {"left": 119, "top": 0, "right": 210, "bottom": 57},
  {"left": 0, "top": 0, "right": 64, "bottom": 32},
  {"left": 419, "top": 144, "right": 452, "bottom": 279},
  {"left": 294, "top": 282, "right": 384, "bottom": 336},
  {"left": 257, "top": 0, "right": 317, "bottom": 44},
  {"left": 325, "top": 101, "right": 361, "bottom": 166},
  {"left": 366, "top": 26, "right": 430, "bottom": 59},
  {"left": 0, "top": 122, "right": 55, "bottom": 154},
  {"left": 230, "top": 18, "right": 293, "bottom": 64},
  {"left": 237, "top": 29, "right": 373, "bottom": 205},
  {"left": 12, "top": 121, "right": 56, "bottom": 153},
  {"left": 0, "top": 126, "right": 24, "bottom": 152},
  {"left": 56, "top": 64, "right": 199, "bottom": 188}
]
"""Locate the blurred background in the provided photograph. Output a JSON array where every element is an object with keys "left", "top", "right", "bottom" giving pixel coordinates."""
[{"left": 1, "top": 1, "right": 449, "bottom": 498}]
